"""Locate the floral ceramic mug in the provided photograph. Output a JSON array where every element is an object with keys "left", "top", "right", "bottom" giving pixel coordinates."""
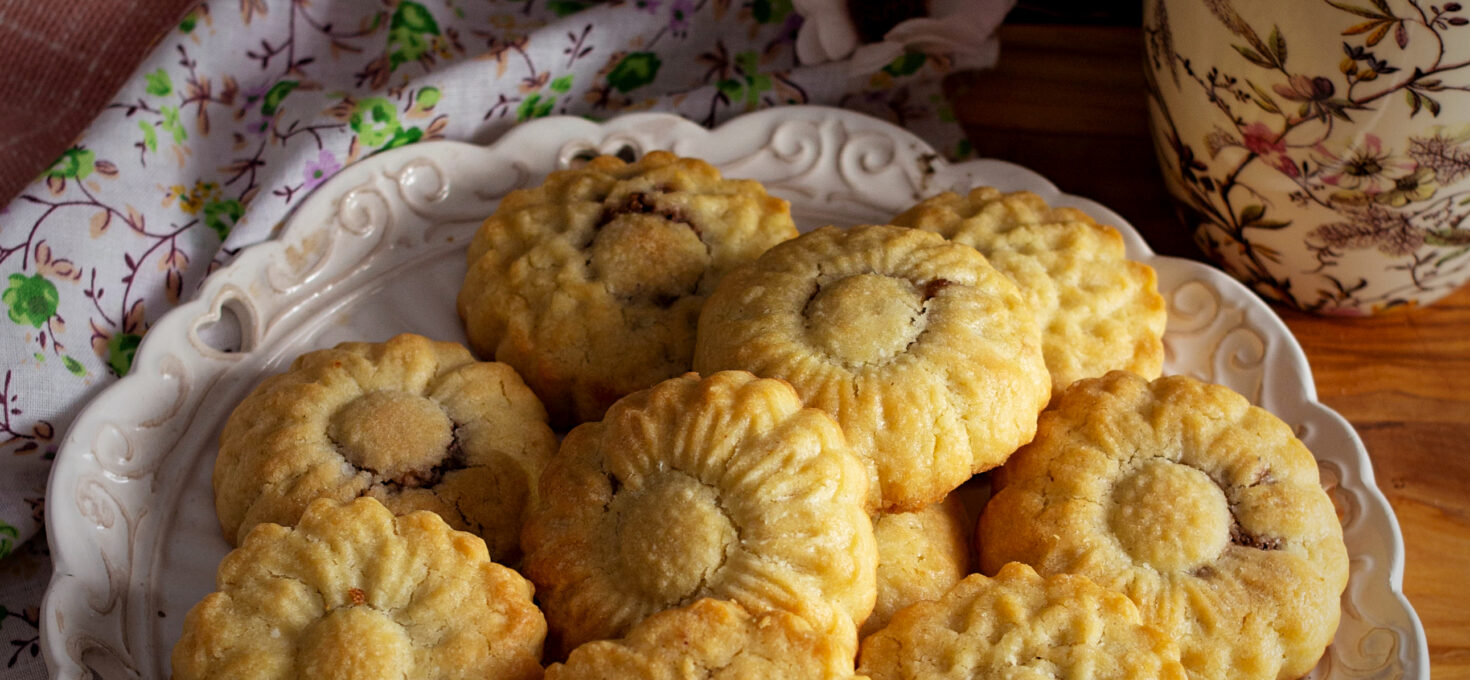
[{"left": 1145, "top": 0, "right": 1470, "bottom": 314}]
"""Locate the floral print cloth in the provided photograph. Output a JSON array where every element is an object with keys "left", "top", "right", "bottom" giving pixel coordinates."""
[{"left": 0, "top": 0, "right": 1010, "bottom": 674}]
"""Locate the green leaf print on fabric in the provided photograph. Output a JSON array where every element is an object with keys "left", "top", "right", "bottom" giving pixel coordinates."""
[
  {"left": 516, "top": 93, "right": 556, "bottom": 121},
  {"left": 203, "top": 199, "right": 244, "bottom": 240},
  {"left": 107, "top": 333, "right": 142, "bottom": 377},
  {"left": 883, "top": 52, "right": 927, "bottom": 77},
  {"left": 382, "top": 125, "right": 424, "bottom": 150},
  {"left": 547, "top": 0, "right": 593, "bottom": 16},
  {"left": 139, "top": 121, "right": 158, "bottom": 152},
  {"left": 350, "top": 97, "right": 400, "bottom": 146},
  {"left": 3, "top": 274, "right": 58, "bottom": 329},
  {"left": 261, "top": 81, "right": 300, "bottom": 116},
  {"left": 515, "top": 75, "right": 572, "bottom": 121},
  {"left": 607, "top": 52, "right": 661, "bottom": 93},
  {"left": 145, "top": 69, "right": 173, "bottom": 97},
  {"left": 46, "top": 148, "right": 95, "bottom": 181},
  {"left": 388, "top": 1, "right": 441, "bottom": 70},
  {"left": 0, "top": 521, "right": 17, "bottom": 560},
  {"left": 161, "top": 106, "right": 188, "bottom": 144},
  {"left": 751, "top": 0, "right": 793, "bottom": 23},
  {"left": 718, "top": 51, "right": 773, "bottom": 109},
  {"left": 389, "top": 28, "right": 431, "bottom": 69},
  {"left": 416, "top": 86, "right": 441, "bottom": 108},
  {"left": 63, "top": 356, "right": 85, "bottom": 377},
  {"left": 735, "top": 50, "right": 762, "bottom": 78},
  {"left": 391, "top": 1, "right": 440, "bottom": 34},
  {"left": 178, "top": 9, "right": 198, "bottom": 33},
  {"left": 955, "top": 138, "right": 974, "bottom": 160}
]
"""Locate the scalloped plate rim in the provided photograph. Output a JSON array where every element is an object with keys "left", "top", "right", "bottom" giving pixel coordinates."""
[{"left": 41, "top": 105, "right": 1427, "bottom": 679}]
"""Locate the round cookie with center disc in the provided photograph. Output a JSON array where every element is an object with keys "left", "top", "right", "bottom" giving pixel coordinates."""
[
  {"left": 693, "top": 224, "right": 1050, "bottom": 511},
  {"left": 545, "top": 599, "right": 863, "bottom": 680},
  {"left": 520, "top": 371, "right": 878, "bottom": 654},
  {"left": 892, "top": 187, "right": 1166, "bottom": 394},
  {"left": 456, "top": 151, "right": 797, "bottom": 428},
  {"left": 172, "top": 497, "right": 546, "bottom": 680},
  {"left": 857, "top": 562, "right": 1186, "bottom": 680},
  {"left": 977, "top": 371, "right": 1349, "bottom": 680},
  {"left": 213, "top": 333, "right": 556, "bottom": 564}
]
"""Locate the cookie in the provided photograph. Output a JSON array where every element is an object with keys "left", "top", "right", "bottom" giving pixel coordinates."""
[
  {"left": 864, "top": 495, "right": 971, "bottom": 637},
  {"left": 520, "top": 371, "right": 878, "bottom": 653},
  {"left": 457, "top": 151, "right": 797, "bottom": 427},
  {"left": 693, "top": 224, "right": 1050, "bottom": 511},
  {"left": 172, "top": 497, "right": 546, "bottom": 680},
  {"left": 977, "top": 371, "right": 1349, "bottom": 680},
  {"left": 892, "top": 187, "right": 1166, "bottom": 393},
  {"left": 857, "top": 562, "right": 1186, "bottom": 680},
  {"left": 213, "top": 333, "right": 556, "bottom": 563},
  {"left": 545, "top": 599, "right": 862, "bottom": 680}
]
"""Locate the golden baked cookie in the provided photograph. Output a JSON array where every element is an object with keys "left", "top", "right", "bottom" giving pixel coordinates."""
[
  {"left": 892, "top": 187, "right": 1166, "bottom": 394},
  {"left": 457, "top": 151, "right": 797, "bottom": 427},
  {"left": 545, "top": 599, "right": 864, "bottom": 680},
  {"left": 172, "top": 497, "right": 546, "bottom": 680},
  {"left": 693, "top": 224, "right": 1050, "bottom": 511},
  {"left": 213, "top": 333, "right": 556, "bottom": 563},
  {"left": 520, "top": 371, "right": 878, "bottom": 653},
  {"left": 977, "top": 371, "right": 1349, "bottom": 680},
  {"left": 857, "top": 562, "right": 1186, "bottom": 680},
  {"left": 863, "top": 495, "right": 971, "bottom": 637}
]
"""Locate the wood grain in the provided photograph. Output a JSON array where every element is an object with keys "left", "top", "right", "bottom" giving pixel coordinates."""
[{"left": 949, "top": 24, "right": 1470, "bottom": 678}]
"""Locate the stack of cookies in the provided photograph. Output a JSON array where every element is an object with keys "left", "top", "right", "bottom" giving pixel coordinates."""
[{"left": 175, "top": 152, "right": 1348, "bottom": 680}]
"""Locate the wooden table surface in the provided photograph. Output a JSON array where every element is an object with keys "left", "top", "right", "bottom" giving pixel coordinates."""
[{"left": 949, "top": 24, "right": 1470, "bottom": 679}]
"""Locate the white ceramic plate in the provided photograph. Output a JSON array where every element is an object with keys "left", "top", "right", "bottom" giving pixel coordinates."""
[{"left": 42, "top": 107, "right": 1427, "bottom": 679}]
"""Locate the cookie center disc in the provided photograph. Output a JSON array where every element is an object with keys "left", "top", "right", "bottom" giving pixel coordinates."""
[
  {"left": 296, "top": 605, "right": 413, "bottom": 679},
  {"left": 1108, "top": 460, "right": 1232, "bottom": 573},
  {"left": 612, "top": 471, "right": 737, "bottom": 605},
  {"left": 591, "top": 212, "right": 710, "bottom": 304},
  {"left": 328, "top": 390, "right": 454, "bottom": 485},
  {"left": 804, "top": 273, "right": 926, "bottom": 366}
]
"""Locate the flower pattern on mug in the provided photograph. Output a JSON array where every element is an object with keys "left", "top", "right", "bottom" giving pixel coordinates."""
[{"left": 1146, "top": 0, "right": 1470, "bottom": 313}]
